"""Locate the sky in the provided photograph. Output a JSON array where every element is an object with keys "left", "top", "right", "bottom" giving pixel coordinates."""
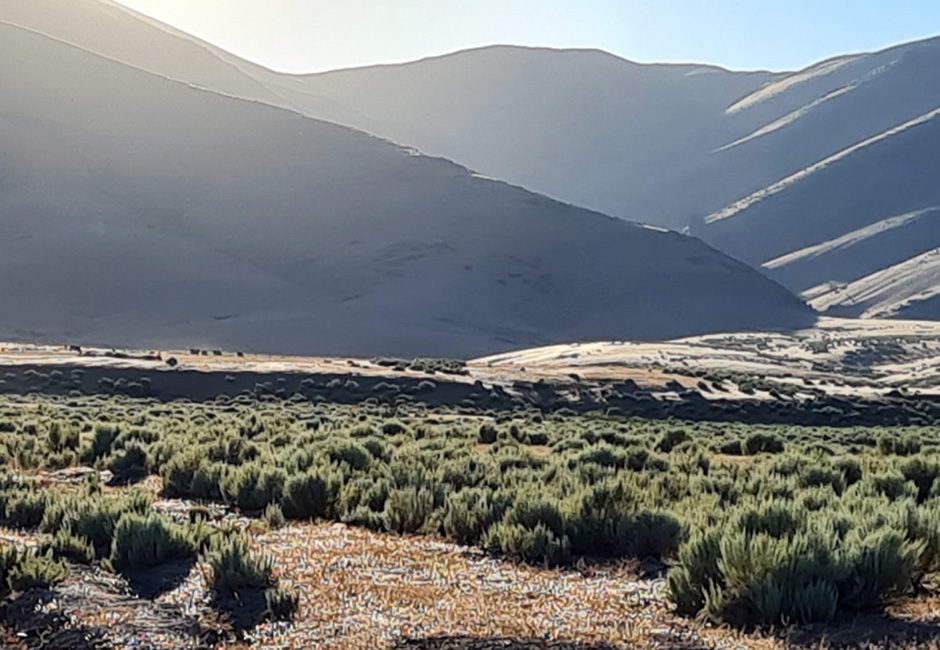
[{"left": 114, "top": 0, "right": 940, "bottom": 74}]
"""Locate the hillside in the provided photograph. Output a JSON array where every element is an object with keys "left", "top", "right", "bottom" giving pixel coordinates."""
[
  {"left": 293, "top": 39, "right": 940, "bottom": 319},
  {"left": 8, "top": 0, "right": 940, "bottom": 320},
  {"left": 703, "top": 107, "right": 940, "bottom": 318},
  {"left": 0, "top": 0, "right": 778, "bottom": 229},
  {"left": 264, "top": 36, "right": 940, "bottom": 321},
  {"left": 0, "top": 19, "right": 812, "bottom": 358},
  {"left": 273, "top": 47, "right": 778, "bottom": 229}
]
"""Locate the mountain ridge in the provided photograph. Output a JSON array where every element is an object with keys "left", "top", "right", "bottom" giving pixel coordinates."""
[{"left": 0, "top": 12, "right": 812, "bottom": 357}]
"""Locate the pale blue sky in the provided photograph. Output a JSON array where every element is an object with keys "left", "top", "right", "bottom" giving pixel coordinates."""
[{"left": 116, "top": 0, "right": 940, "bottom": 73}]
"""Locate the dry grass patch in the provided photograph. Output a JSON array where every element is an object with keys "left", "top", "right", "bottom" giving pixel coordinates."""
[{"left": 227, "top": 522, "right": 779, "bottom": 650}]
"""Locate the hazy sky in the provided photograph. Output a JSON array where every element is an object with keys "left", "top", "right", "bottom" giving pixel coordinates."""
[{"left": 115, "top": 0, "right": 940, "bottom": 74}]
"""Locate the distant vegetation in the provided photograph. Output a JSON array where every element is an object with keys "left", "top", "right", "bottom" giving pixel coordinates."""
[
  {"left": 370, "top": 357, "right": 469, "bottom": 376},
  {"left": 1, "top": 385, "right": 940, "bottom": 629}
]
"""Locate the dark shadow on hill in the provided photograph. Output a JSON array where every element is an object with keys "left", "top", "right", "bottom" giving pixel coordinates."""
[
  {"left": 394, "top": 637, "right": 628, "bottom": 650},
  {"left": 0, "top": 589, "right": 106, "bottom": 650},
  {"left": 122, "top": 558, "right": 196, "bottom": 599},
  {"left": 783, "top": 612, "right": 940, "bottom": 648}
]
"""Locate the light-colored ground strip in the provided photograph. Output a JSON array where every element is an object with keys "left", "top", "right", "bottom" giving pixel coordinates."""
[
  {"left": 718, "top": 59, "right": 896, "bottom": 152},
  {"left": 474, "top": 317, "right": 940, "bottom": 395},
  {"left": 719, "top": 85, "right": 856, "bottom": 152},
  {"left": 705, "top": 106, "right": 940, "bottom": 224},
  {"left": 10, "top": 317, "right": 940, "bottom": 398},
  {"left": 725, "top": 55, "right": 863, "bottom": 114},
  {"left": 808, "top": 247, "right": 940, "bottom": 317},
  {"left": 763, "top": 208, "right": 939, "bottom": 270}
]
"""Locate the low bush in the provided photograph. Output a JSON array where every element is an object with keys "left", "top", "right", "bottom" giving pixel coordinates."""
[
  {"left": 281, "top": 468, "right": 338, "bottom": 519},
  {"left": 204, "top": 534, "right": 275, "bottom": 594},
  {"left": 222, "top": 464, "right": 286, "bottom": 512},
  {"left": 263, "top": 503, "right": 286, "bottom": 529},
  {"left": 108, "top": 513, "right": 197, "bottom": 573},
  {"left": 6, "top": 550, "right": 68, "bottom": 592},
  {"left": 40, "top": 531, "right": 95, "bottom": 565},
  {"left": 383, "top": 485, "right": 434, "bottom": 534},
  {"left": 3, "top": 491, "right": 47, "bottom": 529},
  {"left": 265, "top": 583, "right": 301, "bottom": 621},
  {"left": 667, "top": 499, "right": 928, "bottom": 627},
  {"left": 5, "top": 388, "right": 940, "bottom": 631}
]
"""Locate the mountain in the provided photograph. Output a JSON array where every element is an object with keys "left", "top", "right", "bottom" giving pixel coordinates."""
[
  {"left": 290, "top": 39, "right": 940, "bottom": 320},
  {"left": 0, "top": 13, "right": 812, "bottom": 357},
  {"left": 8, "top": 1, "right": 940, "bottom": 320},
  {"left": 0, "top": 0, "right": 794, "bottom": 228},
  {"left": 697, "top": 39, "right": 940, "bottom": 319},
  {"left": 272, "top": 47, "right": 778, "bottom": 229}
]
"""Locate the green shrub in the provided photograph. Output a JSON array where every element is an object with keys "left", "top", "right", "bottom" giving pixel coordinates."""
[
  {"left": 161, "top": 450, "right": 208, "bottom": 498},
  {"left": 477, "top": 424, "right": 498, "bottom": 444},
  {"left": 442, "top": 488, "right": 508, "bottom": 544},
  {"left": 265, "top": 583, "right": 300, "bottom": 621},
  {"left": 800, "top": 465, "right": 846, "bottom": 495},
  {"left": 108, "top": 513, "right": 196, "bottom": 573},
  {"left": 40, "top": 531, "right": 95, "bottom": 565},
  {"left": 735, "top": 502, "right": 802, "bottom": 539},
  {"left": 327, "top": 442, "right": 371, "bottom": 471},
  {"left": 263, "top": 503, "right": 286, "bottom": 530},
  {"left": 743, "top": 433, "right": 785, "bottom": 455},
  {"left": 667, "top": 516, "right": 925, "bottom": 627},
  {"left": 69, "top": 501, "right": 125, "bottom": 558},
  {"left": 667, "top": 529, "right": 722, "bottom": 616},
  {"left": 878, "top": 435, "right": 922, "bottom": 457},
  {"left": 833, "top": 457, "right": 863, "bottom": 487},
  {"left": 84, "top": 425, "right": 119, "bottom": 462},
  {"left": 337, "top": 476, "right": 390, "bottom": 517},
  {"left": 204, "top": 534, "right": 275, "bottom": 594},
  {"left": 900, "top": 457, "right": 940, "bottom": 503},
  {"left": 656, "top": 429, "right": 690, "bottom": 453},
  {"left": 383, "top": 486, "right": 434, "bottom": 534},
  {"left": 483, "top": 521, "right": 569, "bottom": 565},
  {"left": 221, "top": 464, "right": 286, "bottom": 512},
  {"left": 6, "top": 550, "right": 68, "bottom": 592},
  {"left": 628, "top": 510, "right": 685, "bottom": 560},
  {"left": 865, "top": 472, "right": 914, "bottom": 501},
  {"left": 108, "top": 443, "right": 148, "bottom": 482},
  {"left": 281, "top": 469, "right": 337, "bottom": 519},
  {"left": 718, "top": 440, "right": 744, "bottom": 456},
  {"left": 4, "top": 491, "right": 47, "bottom": 530},
  {"left": 44, "top": 450, "right": 77, "bottom": 471},
  {"left": 381, "top": 421, "right": 408, "bottom": 436},
  {"left": 46, "top": 422, "right": 81, "bottom": 453}
]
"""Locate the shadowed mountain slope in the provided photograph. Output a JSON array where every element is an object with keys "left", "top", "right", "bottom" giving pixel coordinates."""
[
  {"left": 0, "top": 20, "right": 812, "bottom": 357},
  {"left": 699, "top": 40, "right": 940, "bottom": 318},
  {"left": 286, "top": 37, "right": 940, "bottom": 320},
  {"left": 7, "top": 1, "right": 940, "bottom": 320}
]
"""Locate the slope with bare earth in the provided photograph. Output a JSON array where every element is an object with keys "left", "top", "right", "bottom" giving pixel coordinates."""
[
  {"left": 270, "top": 46, "right": 778, "bottom": 229},
  {"left": 0, "top": 21, "right": 813, "bottom": 358}
]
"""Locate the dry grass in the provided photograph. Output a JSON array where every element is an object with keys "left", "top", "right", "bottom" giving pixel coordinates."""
[
  {"left": 197, "top": 522, "right": 780, "bottom": 650},
  {"left": 7, "top": 515, "right": 940, "bottom": 649}
]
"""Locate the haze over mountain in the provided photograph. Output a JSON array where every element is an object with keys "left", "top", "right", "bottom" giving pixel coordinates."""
[
  {"left": 283, "top": 39, "right": 940, "bottom": 322},
  {"left": 0, "top": 1, "right": 812, "bottom": 357},
  {"left": 10, "top": 0, "right": 939, "bottom": 322}
]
